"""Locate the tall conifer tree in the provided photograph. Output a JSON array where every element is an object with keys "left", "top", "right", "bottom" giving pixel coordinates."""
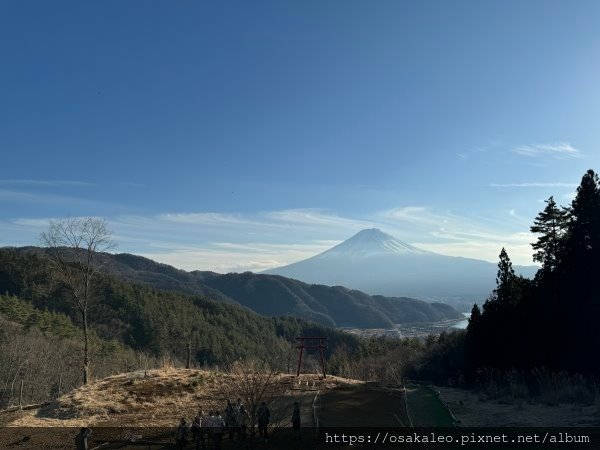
[
  {"left": 530, "top": 196, "right": 568, "bottom": 272},
  {"left": 495, "top": 248, "right": 516, "bottom": 303},
  {"left": 567, "top": 169, "right": 600, "bottom": 260}
]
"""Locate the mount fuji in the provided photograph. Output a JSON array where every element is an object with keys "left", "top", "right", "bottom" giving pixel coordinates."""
[{"left": 263, "top": 228, "right": 539, "bottom": 306}]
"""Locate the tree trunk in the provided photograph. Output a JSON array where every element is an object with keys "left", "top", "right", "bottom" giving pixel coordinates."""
[
  {"left": 82, "top": 310, "right": 90, "bottom": 385},
  {"left": 186, "top": 341, "right": 192, "bottom": 369}
]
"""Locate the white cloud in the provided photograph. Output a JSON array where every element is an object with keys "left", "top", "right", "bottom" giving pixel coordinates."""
[
  {"left": 0, "top": 179, "right": 96, "bottom": 187},
  {"left": 376, "top": 206, "right": 535, "bottom": 265},
  {"left": 11, "top": 218, "right": 55, "bottom": 227},
  {"left": 0, "top": 189, "right": 80, "bottom": 204},
  {"left": 415, "top": 240, "right": 534, "bottom": 266},
  {"left": 378, "top": 206, "right": 436, "bottom": 225},
  {"left": 265, "top": 208, "right": 369, "bottom": 229},
  {"left": 157, "top": 212, "right": 261, "bottom": 226},
  {"left": 456, "top": 143, "right": 498, "bottom": 161},
  {"left": 117, "top": 182, "right": 145, "bottom": 188},
  {"left": 512, "top": 143, "right": 583, "bottom": 159},
  {"left": 139, "top": 241, "right": 338, "bottom": 273},
  {"left": 0, "top": 189, "right": 120, "bottom": 212},
  {"left": 2, "top": 205, "right": 538, "bottom": 271},
  {"left": 101, "top": 210, "right": 366, "bottom": 272},
  {"left": 490, "top": 182, "right": 578, "bottom": 188}
]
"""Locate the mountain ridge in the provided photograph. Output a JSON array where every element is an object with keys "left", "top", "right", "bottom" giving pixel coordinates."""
[{"left": 1, "top": 246, "right": 463, "bottom": 328}]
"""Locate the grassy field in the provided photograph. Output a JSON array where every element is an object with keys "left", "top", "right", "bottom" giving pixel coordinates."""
[
  {"left": 4, "top": 369, "right": 323, "bottom": 428},
  {"left": 404, "top": 383, "right": 455, "bottom": 427},
  {"left": 438, "top": 386, "right": 600, "bottom": 427},
  {"left": 0, "top": 369, "right": 366, "bottom": 448},
  {"left": 0, "top": 369, "right": 465, "bottom": 449}
]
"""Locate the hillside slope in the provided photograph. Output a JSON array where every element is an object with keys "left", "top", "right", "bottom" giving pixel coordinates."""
[
  {"left": 3, "top": 247, "right": 462, "bottom": 328},
  {"left": 0, "top": 248, "right": 360, "bottom": 367}
]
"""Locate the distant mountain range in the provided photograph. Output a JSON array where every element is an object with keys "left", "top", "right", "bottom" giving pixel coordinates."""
[
  {"left": 3, "top": 247, "right": 462, "bottom": 329},
  {"left": 263, "top": 228, "right": 539, "bottom": 305}
]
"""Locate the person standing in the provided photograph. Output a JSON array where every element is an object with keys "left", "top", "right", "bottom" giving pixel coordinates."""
[
  {"left": 191, "top": 410, "right": 205, "bottom": 450},
  {"left": 213, "top": 410, "right": 225, "bottom": 450},
  {"left": 175, "top": 417, "right": 189, "bottom": 449},
  {"left": 75, "top": 427, "right": 92, "bottom": 450},
  {"left": 234, "top": 398, "right": 243, "bottom": 440},
  {"left": 292, "top": 401, "right": 301, "bottom": 439},
  {"left": 257, "top": 401, "right": 270, "bottom": 441},
  {"left": 225, "top": 399, "right": 237, "bottom": 441},
  {"left": 205, "top": 411, "right": 215, "bottom": 448},
  {"left": 237, "top": 404, "right": 250, "bottom": 441}
]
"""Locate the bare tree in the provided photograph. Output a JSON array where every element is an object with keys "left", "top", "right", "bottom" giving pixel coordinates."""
[
  {"left": 216, "top": 360, "right": 288, "bottom": 441},
  {"left": 41, "top": 217, "right": 115, "bottom": 384}
]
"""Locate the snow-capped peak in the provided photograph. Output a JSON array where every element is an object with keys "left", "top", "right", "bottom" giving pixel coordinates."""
[{"left": 317, "top": 228, "right": 426, "bottom": 258}]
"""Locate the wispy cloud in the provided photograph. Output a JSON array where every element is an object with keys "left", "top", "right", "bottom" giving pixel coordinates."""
[
  {"left": 0, "top": 179, "right": 96, "bottom": 187},
  {"left": 512, "top": 143, "right": 583, "bottom": 160},
  {"left": 157, "top": 212, "right": 261, "bottom": 226},
  {"left": 377, "top": 206, "right": 535, "bottom": 265},
  {"left": 456, "top": 141, "right": 504, "bottom": 161},
  {"left": 490, "top": 182, "right": 578, "bottom": 188},
  {"left": 139, "top": 241, "right": 339, "bottom": 273},
  {"left": 265, "top": 209, "right": 371, "bottom": 229},
  {"left": 0, "top": 189, "right": 82, "bottom": 204},
  {"left": 116, "top": 181, "right": 145, "bottom": 188},
  {"left": 105, "top": 209, "right": 367, "bottom": 271},
  {"left": 457, "top": 146, "right": 488, "bottom": 161},
  {"left": 377, "top": 206, "right": 436, "bottom": 225},
  {"left": 1, "top": 205, "right": 538, "bottom": 272},
  {"left": 414, "top": 237, "right": 534, "bottom": 266},
  {"left": 0, "top": 189, "right": 123, "bottom": 213}
]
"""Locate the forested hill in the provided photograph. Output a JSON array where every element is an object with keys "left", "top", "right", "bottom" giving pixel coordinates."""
[
  {"left": 4, "top": 247, "right": 461, "bottom": 328},
  {"left": 197, "top": 272, "right": 461, "bottom": 327},
  {"left": 105, "top": 252, "right": 463, "bottom": 327},
  {"left": 0, "top": 248, "right": 360, "bottom": 367}
]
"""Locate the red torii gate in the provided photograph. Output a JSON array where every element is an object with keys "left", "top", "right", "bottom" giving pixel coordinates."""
[{"left": 295, "top": 336, "right": 327, "bottom": 378}]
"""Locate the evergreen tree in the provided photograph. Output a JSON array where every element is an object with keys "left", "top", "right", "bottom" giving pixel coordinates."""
[
  {"left": 561, "top": 170, "right": 600, "bottom": 374},
  {"left": 464, "top": 303, "right": 485, "bottom": 382},
  {"left": 466, "top": 304, "right": 481, "bottom": 333},
  {"left": 530, "top": 197, "right": 569, "bottom": 369},
  {"left": 567, "top": 169, "right": 600, "bottom": 259},
  {"left": 530, "top": 196, "right": 568, "bottom": 272},
  {"left": 494, "top": 248, "right": 516, "bottom": 303}
]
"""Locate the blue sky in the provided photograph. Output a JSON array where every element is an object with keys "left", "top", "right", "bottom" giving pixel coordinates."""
[{"left": 1, "top": 1, "right": 599, "bottom": 271}]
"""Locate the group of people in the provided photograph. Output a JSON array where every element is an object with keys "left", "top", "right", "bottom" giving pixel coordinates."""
[
  {"left": 175, "top": 399, "right": 279, "bottom": 449},
  {"left": 75, "top": 399, "right": 300, "bottom": 450}
]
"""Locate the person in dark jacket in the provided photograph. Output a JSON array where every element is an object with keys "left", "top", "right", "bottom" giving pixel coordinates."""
[
  {"left": 225, "top": 399, "right": 237, "bottom": 441},
  {"left": 257, "top": 401, "right": 270, "bottom": 440},
  {"left": 213, "top": 410, "right": 225, "bottom": 450},
  {"left": 191, "top": 410, "right": 205, "bottom": 450},
  {"left": 292, "top": 401, "right": 301, "bottom": 439},
  {"left": 75, "top": 427, "right": 92, "bottom": 450},
  {"left": 175, "top": 417, "right": 189, "bottom": 449},
  {"left": 237, "top": 404, "right": 250, "bottom": 441}
]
